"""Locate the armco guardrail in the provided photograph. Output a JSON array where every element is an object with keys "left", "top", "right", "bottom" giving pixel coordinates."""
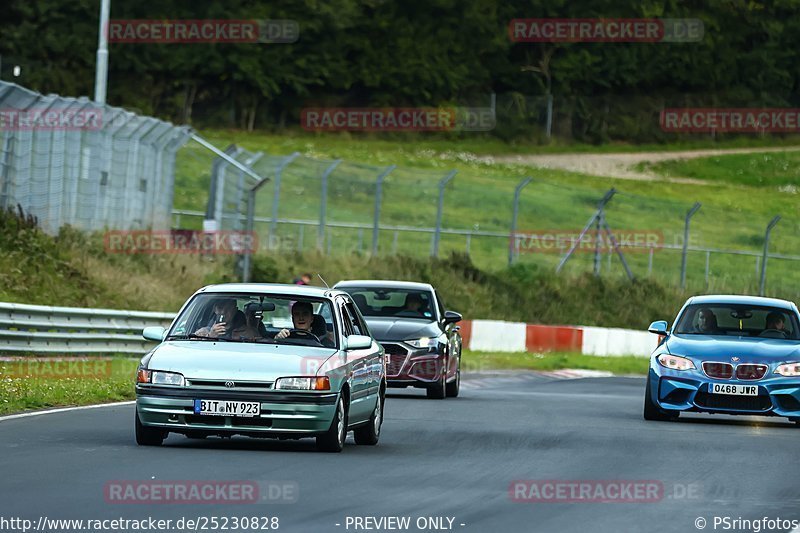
[{"left": 0, "top": 302, "right": 174, "bottom": 354}]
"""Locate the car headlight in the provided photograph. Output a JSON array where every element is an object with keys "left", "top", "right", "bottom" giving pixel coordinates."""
[
  {"left": 775, "top": 363, "right": 800, "bottom": 376},
  {"left": 137, "top": 369, "right": 185, "bottom": 386},
  {"left": 274, "top": 376, "right": 331, "bottom": 391},
  {"left": 657, "top": 354, "right": 695, "bottom": 371},
  {"left": 407, "top": 337, "right": 438, "bottom": 349}
]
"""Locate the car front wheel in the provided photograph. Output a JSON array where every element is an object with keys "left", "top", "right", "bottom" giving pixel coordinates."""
[
  {"left": 135, "top": 410, "right": 165, "bottom": 446},
  {"left": 426, "top": 367, "right": 447, "bottom": 400},
  {"left": 446, "top": 357, "right": 460, "bottom": 398},
  {"left": 316, "top": 397, "right": 347, "bottom": 452}
]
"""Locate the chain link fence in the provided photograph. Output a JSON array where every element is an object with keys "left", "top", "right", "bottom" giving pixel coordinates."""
[
  {"left": 0, "top": 80, "right": 191, "bottom": 233},
  {"left": 175, "top": 144, "right": 800, "bottom": 296}
]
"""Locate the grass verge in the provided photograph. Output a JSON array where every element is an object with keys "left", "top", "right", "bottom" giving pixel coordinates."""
[
  {"left": 464, "top": 350, "right": 649, "bottom": 375},
  {"left": 0, "top": 357, "right": 138, "bottom": 416}
]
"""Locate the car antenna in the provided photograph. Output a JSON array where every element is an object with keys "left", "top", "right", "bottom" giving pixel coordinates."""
[{"left": 317, "top": 273, "right": 330, "bottom": 288}]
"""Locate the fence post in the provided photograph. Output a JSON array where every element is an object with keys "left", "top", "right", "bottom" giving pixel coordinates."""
[
  {"left": 270, "top": 152, "right": 300, "bottom": 238},
  {"left": 509, "top": 176, "right": 533, "bottom": 265},
  {"left": 242, "top": 191, "right": 256, "bottom": 282},
  {"left": 759, "top": 215, "right": 781, "bottom": 296},
  {"left": 680, "top": 202, "right": 702, "bottom": 289},
  {"left": 371, "top": 165, "right": 396, "bottom": 256},
  {"left": 318, "top": 159, "right": 342, "bottom": 250},
  {"left": 432, "top": 170, "right": 457, "bottom": 257}
]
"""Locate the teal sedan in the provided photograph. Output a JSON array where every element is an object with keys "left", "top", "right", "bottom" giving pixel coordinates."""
[{"left": 135, "top": 284, "right": 386, "bottom": 452}]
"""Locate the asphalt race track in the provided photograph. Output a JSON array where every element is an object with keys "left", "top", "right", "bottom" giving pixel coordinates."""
[{"left": 3, "top": 372, "right": 800, "bottom": 533}]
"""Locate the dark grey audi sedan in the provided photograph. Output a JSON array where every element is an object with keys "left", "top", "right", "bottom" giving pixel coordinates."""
[{"left": 333, "top": 280, "right": 463, "bottom": 399}]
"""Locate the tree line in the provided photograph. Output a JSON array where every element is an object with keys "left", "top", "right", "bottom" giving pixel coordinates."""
[{"left": 1, "top": 0, "right": 798, "bottom": 142}]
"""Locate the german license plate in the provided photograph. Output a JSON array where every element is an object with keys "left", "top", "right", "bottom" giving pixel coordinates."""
[
  {"left": 193, "top": 399, "right": 260, "bottom": 417},
  {"left": 709, "top": 383, "right": 757, "bottom": 396}
]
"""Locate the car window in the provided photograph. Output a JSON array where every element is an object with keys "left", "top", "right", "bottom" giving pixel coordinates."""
[
  {"left": 674, "top": 304, "right": 799, "bottom": 339},
  {"left": 167, "top": 292, "right": 338, "bottom": 348},
  {"left": 346, "top": 301, "right": 371, "bottom": 337},
  {"left": 342, "top": 302, "right": 366, "bottom": 336},
  {"left": 340, "top": 287, "right": 435, "bottom": 320}
]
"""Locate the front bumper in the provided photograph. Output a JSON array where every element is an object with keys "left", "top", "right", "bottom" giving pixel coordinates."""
[
  {"left": 136, "top": 385, "right": 338, "bottom": 437},
  {"left": 381, "top": 342, "right": 446, "bottom": 386},
  {"left": 649, "top": 367, "right": 800, "bottom": 420}
]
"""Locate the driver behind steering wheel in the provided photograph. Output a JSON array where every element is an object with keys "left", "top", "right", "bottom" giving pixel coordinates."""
[
  {"left": 275, "top": 301, "right": 332, "bottom": 345},
  {"left": 762, "top": 311, "right": 788, "bottom": 338}
]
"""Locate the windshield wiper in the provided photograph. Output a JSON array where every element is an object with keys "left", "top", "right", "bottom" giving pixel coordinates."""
[{"left": 166, "top": 333, "right": 234, "bottom": 341}]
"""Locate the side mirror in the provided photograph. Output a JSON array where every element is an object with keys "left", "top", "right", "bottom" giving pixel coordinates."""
[
  {"left": 648, "top": 320, "right": 669, "bottom": 336},
  {"left": 443, "top": 310, "right": 462, "bottom": 325},
  {"left": 344, "top": 334, "right": 372, "bottom": 350},
  {"left": 143, "top": 326, "right": 166, "bottom": 342}
]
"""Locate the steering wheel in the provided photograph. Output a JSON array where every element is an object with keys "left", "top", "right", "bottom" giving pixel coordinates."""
[
  {"left": 284, "top": 328, "right": 323, "bottom": 344},
  {"left": 760, "top": 328, "right": 788, "bottom": 338}
]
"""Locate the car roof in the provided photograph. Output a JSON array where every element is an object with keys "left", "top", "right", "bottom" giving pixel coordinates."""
[
  {"left": 333, "top": 280, "right": 434, "bottom": 291},
  {"left": 197, "top": 283, "right": 346, "bottom": 299},
  {"left": 686, "top": 294, "right": 796, "bottom": 310}
]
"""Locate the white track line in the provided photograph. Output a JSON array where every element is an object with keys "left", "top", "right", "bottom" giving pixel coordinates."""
[{"left": 0, "top": 401, "right": 134, "bottom": 423}]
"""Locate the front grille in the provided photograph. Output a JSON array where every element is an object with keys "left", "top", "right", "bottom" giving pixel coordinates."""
[
  {"left": 386, "top": 354, "right": 408, "bottom": 376},
  {"left": 381, "top": 343, "right": 410, "bottom": 377},
  {"left": 381, "top": 342, "right": 409, "bottom": 355},
  {"left": 703, "top": 362, "right": 733, "bottom": 379},
  {"left": 185, "top": 379, "right": 274, "bottom": 391},
  {"left": 736, "top": 364, "right": 768, "bottom": 380},
  {"left": 695, "top": 392, "right": 772, "bottom": 412}
]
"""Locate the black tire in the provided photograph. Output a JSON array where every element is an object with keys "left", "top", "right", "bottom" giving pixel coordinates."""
[
  {"left": 426, "top": 369, "right": 447, "bottom": 399},
  {"left": 445, "top": 358, "right": 460, "bottom": 398},
  {"left": 316, "top": 396, "right": 347, "bottom": 452},
  {"left": 354, "top": 390, "right": 383, "bottom": 445},
  {"left": 135, "top": 410, "right": 165, "bottom": 446},
  {"left": 643, "top": 378, "right": 679, "bottom": 422}
]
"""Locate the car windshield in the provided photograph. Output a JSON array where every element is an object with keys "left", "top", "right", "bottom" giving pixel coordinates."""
[
  {"left": 167, "top": 293, "right": 337, "bottom": 348},
  {"left": 674, "top": 303, "right": 800, "bottom": 340},
  {"left": 341, "top": 288, "right": 435, "bottom": 320}
]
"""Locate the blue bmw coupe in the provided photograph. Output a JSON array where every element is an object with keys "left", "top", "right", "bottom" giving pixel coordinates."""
[{"left": 645, "top": 295, "right": 800, "bottom": 424}]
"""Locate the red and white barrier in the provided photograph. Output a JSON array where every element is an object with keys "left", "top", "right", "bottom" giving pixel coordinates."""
[{"left": 459, "top": 320, "right": 656, "bottom": 357}]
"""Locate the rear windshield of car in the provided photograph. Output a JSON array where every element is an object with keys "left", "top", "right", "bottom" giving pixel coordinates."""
[
  {"left": 340, "top": 287, "right": 435, "bottom": 320},
  {"left": 674, "top": 303, "right": 799, "bottom": 340},
  {"left": 167, "top": 293, "right": 338, "bottom": 348}
]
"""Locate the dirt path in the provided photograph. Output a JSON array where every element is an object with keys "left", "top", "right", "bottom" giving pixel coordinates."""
[{"left": 486, "top": 145, "right": 800, "bottom": 184}]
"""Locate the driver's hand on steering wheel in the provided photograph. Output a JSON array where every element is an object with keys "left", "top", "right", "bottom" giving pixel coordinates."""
[{"left": 275, "top": 328, "right": 291, "bottom": 339}]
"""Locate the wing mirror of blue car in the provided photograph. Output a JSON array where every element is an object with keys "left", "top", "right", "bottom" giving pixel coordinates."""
[
  {"left": 142, "top": 326, "right": 166, "bottom": 342},
  {"left": 647, "top": 321, "right": 669, "bottom": 336},
  {"left": 443, "top": 310, "right": 462, "bottom": 325},
  {"left": 344, "top": 334, "right": 372, "bottom": 350}
]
